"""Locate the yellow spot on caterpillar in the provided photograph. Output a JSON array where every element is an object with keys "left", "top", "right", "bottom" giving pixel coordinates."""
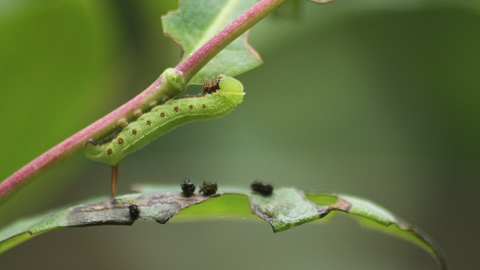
[
  {"left": 118, "top": 138, "right": 124, "bottom": 144},
  {"left": 174, "top": 107, "right": 179, "bottom": 112},
  {"left": 189, "top": 105, "right": 193, "bottom": 109},
  {"left": 133, "top": 109, "right": 143, "bottom": 118},
  {"left": 118, "top": 118, "right": 129, "bottom": 128},
  {"left": 107, "top": 149, "right": 113, "bottom": 155},
  {"left": 149, "top": 100, "right": 158, "bottom": 108},
  {"left": 146, "top": 120, "right": 152, "bottom": 125}
]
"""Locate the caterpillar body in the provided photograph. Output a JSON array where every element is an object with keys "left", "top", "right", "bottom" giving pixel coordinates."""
[
  {"left": 85, "top": 75, "right": 244, "bottom": 165},
  {"left": 84, "top": 75, "right": 244, "bottom": 201}
]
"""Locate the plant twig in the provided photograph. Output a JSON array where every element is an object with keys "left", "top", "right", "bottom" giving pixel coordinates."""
[{"left": 0, "top": 0, "right": 288, "bottom": 205}]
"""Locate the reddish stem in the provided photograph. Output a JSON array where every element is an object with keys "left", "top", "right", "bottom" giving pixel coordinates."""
[
  {"left": 110, "top": 164, "right": 119, "bottom": 203},
  {"left": 0, "top": 76, "right": 164, "bottom": 204},
  {"left": 0, "top": 0, "right": 287, "bottom": 205}
]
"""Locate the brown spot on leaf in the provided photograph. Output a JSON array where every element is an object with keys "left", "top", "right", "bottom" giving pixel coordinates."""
[
  {"left": 328, "top": 198, "right": 352, "bottom": 212},
  {"left": 66, "top": 192, "right": 215, "bottom": 225}
]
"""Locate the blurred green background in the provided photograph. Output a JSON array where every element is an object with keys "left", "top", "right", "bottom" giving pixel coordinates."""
[{"left": 1, "top": 0, "right": 479, "bottom": 269}]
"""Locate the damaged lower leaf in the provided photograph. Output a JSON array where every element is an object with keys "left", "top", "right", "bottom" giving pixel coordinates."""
[
  {"left": 0, "top": 185, "right": 447, "bottom": 269},
  {"left": 340, "top": 194, "right": 448, "bottom": 270}
]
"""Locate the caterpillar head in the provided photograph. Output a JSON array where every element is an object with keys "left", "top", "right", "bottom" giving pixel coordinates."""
[{"left": 217, "top": 75, "right": 243, "bottom": 93}]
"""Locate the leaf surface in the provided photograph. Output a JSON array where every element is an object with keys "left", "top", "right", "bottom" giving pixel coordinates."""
[
  {"left": 162, "top": 0, "right": 262, "bottom": 84},
  {"left": 0, "top": 185, "right": 447, "bottom": 269}
]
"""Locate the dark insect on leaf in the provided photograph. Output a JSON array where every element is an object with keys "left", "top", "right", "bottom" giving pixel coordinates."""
[
  {"left": 250, "top": 179, "right": 274, "bottom": 196},
  {"left": 199, "top": 181, "right": 218, "bottom": 196},
  {"left": 181, "top": 178, "right": 196, "bottom": 196},
  {"left": 128, "top": 205, "right": 140, "bottom": 219},
  {"left": 203, "top": 76, "right": 221, "bottom": 94}
]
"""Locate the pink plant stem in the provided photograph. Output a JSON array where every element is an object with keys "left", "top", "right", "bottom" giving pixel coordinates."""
[
  {"left": 0, "top": 77, "right": 165, "bottom": 204},
  {"left": 0, "top": 0, "right": 287, "bottom": 205}
]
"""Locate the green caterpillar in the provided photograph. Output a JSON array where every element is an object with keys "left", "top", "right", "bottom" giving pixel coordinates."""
[{"left": 85, "top": 75, "right": 244, "bottom": 201}]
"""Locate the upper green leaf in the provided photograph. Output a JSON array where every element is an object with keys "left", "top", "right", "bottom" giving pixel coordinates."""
[
  {"left": 0, "top": 184, "right": 447, "bottom": 269},
  {"left": 162, "top": 0, "right": 262, "bottom": 84}
]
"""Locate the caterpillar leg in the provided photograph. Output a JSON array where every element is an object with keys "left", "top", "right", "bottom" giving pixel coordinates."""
[
  {"left": 110, "top": 164, "right": 119, "bottom": 204},
  {"left": 85, "top": 139, "right": 98, "bottom": 146}
]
